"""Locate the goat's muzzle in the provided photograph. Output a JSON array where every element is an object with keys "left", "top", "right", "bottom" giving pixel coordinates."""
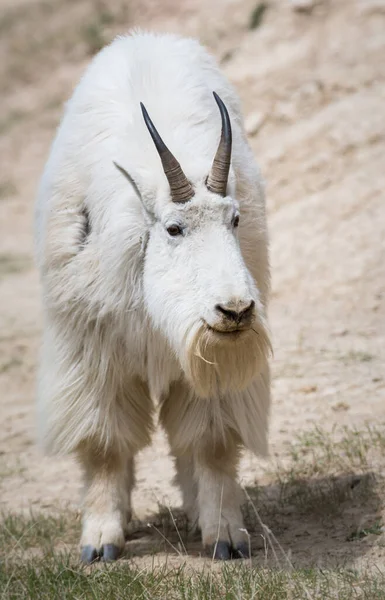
[{"left": 206, "top": 299, "right": 255, "bottom": 334}]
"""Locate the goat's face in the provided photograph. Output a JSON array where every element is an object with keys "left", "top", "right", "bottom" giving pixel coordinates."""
[
  {"left": 142, "top": 184, "right": 271, "bottom": 398},
  {"left": 116, "top": 93, "right": 270, "bottom": 396}
]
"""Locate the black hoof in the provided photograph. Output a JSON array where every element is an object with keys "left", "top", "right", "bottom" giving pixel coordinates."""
[
  {"left": 233, "top": 542, "right": 251, "bottom": 559},
  {"left": 210, "top": 540, "right": 232, "bottom": 560},
  {"left": 101, "top": 544, "right": 121, "bottom": 562},
  {"left": 81, "top": 545, "right": 99, "bottom": 564}
]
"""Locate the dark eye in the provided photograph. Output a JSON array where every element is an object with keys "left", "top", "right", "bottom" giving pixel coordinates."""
[
  {"left": 167, "top": 224, "right": 183, "bottom": 237},
  {"left": 233, "top": 215, "right": 240, "bottom": 228}
]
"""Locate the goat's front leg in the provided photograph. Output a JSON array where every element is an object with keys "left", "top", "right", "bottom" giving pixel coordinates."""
[
  {"left": 195, "top": 439, "right": 249, "bottom": 560},
  {"left": 78, "top": 448, "right": 129, "bottom": 563}
]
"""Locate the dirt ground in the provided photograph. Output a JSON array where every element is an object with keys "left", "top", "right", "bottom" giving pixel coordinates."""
[{"left": 0, "top": 0, "right": 384, "bottom": 570}]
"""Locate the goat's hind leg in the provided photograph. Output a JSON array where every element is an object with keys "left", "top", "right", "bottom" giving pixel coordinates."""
[{"left": 78, "top": 446, "right": 128, "bottom": 563}]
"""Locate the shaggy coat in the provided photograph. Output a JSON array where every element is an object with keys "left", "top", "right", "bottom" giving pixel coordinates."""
[{"left": 35, "top": 30, "right": 271, "bottom": 562}]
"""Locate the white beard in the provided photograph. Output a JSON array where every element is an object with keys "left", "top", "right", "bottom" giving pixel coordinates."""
[{"left": 181, "top": 316, "right": 272, "bottom": 398}]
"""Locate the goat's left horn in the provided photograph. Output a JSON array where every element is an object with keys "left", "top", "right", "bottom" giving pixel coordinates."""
[
  {"left": 206, "top": 92, "right": 232, "bottom": 197},
  {"left": 140, "top": 103, "right": 195, "bottom": 204}
]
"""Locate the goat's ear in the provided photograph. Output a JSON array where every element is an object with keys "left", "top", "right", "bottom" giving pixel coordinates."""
[
  {"left": 113, "top": 161, "right": 142, "bottom": 200},
  {"left": 113, "top": 161, "right": 156, "bottom": 223}
]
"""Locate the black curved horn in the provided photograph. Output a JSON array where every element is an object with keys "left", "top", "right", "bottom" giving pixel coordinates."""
[
  {"left": 140, "top": 103, "right": 194, "bottom": 203},
  {"left": 206, "top": 92, "right": 232, "bottom": 197}
]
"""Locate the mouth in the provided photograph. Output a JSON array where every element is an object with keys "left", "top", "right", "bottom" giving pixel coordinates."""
[{"left": 204, "top": 322, "right": 249, "bottom": 338}]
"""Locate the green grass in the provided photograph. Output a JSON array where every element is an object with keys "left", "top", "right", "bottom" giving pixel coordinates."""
[
  {"left": 249, "top": 2, "right": 268, "bottom": 30},
  {"left": 0, "top": 511, "right": 80, "bottom": 555},
  {"left": 347, "top": 520, "right": 383, "bottom": 542},
  {"left": 2, "top": 554, "right": 385, "bottom": 599},
  {"left": 2, "top": 425, "right": 385, "bottom": 598}
]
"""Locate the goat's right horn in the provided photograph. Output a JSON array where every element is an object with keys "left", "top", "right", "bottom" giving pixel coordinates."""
[
  {"left": 140, "top": 103, "right": 195, "bottom": 204},
  {"left": 206, "top": 92, "right": 232, "bottom": 197}
]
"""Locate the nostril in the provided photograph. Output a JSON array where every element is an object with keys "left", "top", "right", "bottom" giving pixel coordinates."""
[
  {"left": 241, "top": 300, "right": 255, "bottom": 318},
  {"left": 215, "top": 304, "right": 239, "bottom": 321},
  {"left": 215, "top": 300, "right": 255, "bottom": 323}
]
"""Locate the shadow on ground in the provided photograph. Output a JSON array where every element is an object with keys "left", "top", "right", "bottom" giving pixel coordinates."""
[{"left": 122, "top": 471, "right": 383, "bottom": 567}]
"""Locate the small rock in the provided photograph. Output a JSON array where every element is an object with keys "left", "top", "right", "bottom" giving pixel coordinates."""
[
  {"left": 299, "top": 385, "right": 318, "bottom": 394},
  {"left": 332, "top": 401, "right": 349, "bottom": 412},
  {"left": 290, "top": 0, "right": 316, "bottom": 12},
  {"left": 245, "top": 111, "right": 266, "bottom": 136},
  {"left": 332, "top": 328, "right": 349, "bottom": 337}
]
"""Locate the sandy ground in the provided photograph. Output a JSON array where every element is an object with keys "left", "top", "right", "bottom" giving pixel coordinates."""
[{"left": 0, "top": 0, "right": 384, "bottom": 569}]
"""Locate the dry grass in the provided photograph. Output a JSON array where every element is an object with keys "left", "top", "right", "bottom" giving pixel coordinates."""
[
  {"left": 255, "top": 424, "right": 385, "bottom": 520},
  {"left": 0, "top": 511, "right": 79, "bottom": 554},
  {"left": 273, "top": 424, "right": 384, "bottom": 478}
]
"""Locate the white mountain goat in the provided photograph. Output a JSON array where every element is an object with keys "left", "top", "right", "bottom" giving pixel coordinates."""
[{"left": 34, "top": 31, "right": 271, "bottom": 563}]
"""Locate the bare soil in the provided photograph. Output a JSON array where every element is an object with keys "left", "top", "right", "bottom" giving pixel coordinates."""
[{"left": 0, "top": 0, "right": 384, "bottom": 570}]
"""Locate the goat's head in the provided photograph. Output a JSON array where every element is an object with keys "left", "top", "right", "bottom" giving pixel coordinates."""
[{"left": 115, "top": 93, "right": 271, "bottom": 398}]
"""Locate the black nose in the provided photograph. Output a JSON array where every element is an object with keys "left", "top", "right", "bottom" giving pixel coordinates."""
[{"left": 215, "top": 300, "right": 255, "bottom": 323}]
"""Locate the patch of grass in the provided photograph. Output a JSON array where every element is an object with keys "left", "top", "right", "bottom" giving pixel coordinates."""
[
  {"left": 1, "top": 552, "right": 385, "bottom": 599},
  {"left": 3, "top": 426, "right": 385, "bottom": 597},
  {"left": 220, "top": 49, "right": 235, "bottom": 65},
  {"left": 280, "top": 472, "right": 376, "bottom": 517},
  {"left": 82, "top": 22, "right": 106, "bottom": 55},
  {"left": 0, "top": 356, "right": 23, "bottom": 374},
  {"left": 0, "top": 253, "right": 31, "bottom": 278},
  {"left": 0, "top": 110, "right": 27, "bottom": 136},
  {"left": 0, "top": 179, "right": 17, "bottom": 199},
  {"left": 0, "top": 0, "right": 57, "bottom": 34},
  {"left": 347, "top": 520, "right": 383, "bottom": 541},
  {"left": 0, "top": 511, "right": 80, "bottom": 558},
  {"left": 339, "top": 350, "right": 375, "bottom": 364},
  {"left": 249, "top": 2, "right": 268, "bottom": 30},
  {"left": 81, "top": 8, "right": 117, "bottom": 55},
  {"left": 0, "top": 0, "right": 127, "bottom": 95},
  {"left": 98, "top": 9, "right": 115, "bottom": 26},
  {"left": 267, "top": 425, "right": 385, "bottom": 516},
  {"left": 277, "top": 425, "right": 385, "bottom": 481},
  {"left": 0, "top": 458, "right": 26, "bottom": 481}
]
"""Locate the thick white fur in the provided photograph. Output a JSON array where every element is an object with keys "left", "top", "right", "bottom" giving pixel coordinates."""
[{"left": 35, "top": 30, "right": 271, "bottom": 557}]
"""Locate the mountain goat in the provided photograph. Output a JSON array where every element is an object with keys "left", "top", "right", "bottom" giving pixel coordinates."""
[{"left": 34, "top": 30, "right": 271, "bottom": 563}]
